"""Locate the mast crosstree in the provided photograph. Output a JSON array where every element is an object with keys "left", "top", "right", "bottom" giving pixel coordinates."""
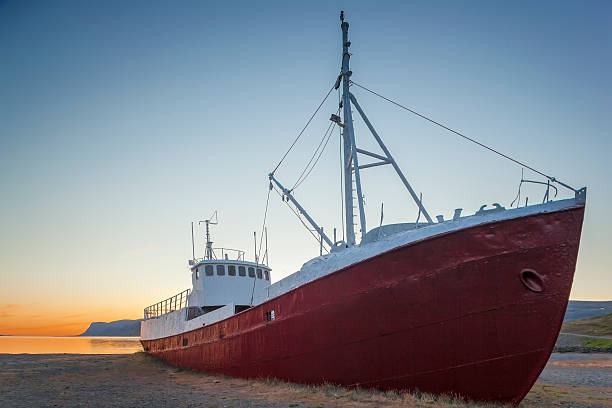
[
  {"left": 338, "top": 11, "right": 433, "bottom": 245},
  {"left": 269, "top": 10, "right": 434, "bottom": 250}
]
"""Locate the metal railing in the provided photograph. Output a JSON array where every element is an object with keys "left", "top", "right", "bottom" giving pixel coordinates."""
[
  {"left": 194, "top": 247, "right": 245, "bottom": 262},
  {"left": 144, "top": 289, "right": 190, "bottom": 320}
]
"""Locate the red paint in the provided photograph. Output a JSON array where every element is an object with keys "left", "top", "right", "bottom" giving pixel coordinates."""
[{"left": 142, "top": 205, "right": 585, "bottom": 404}]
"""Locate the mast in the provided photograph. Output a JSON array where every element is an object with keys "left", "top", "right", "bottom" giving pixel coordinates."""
[
  {"left": 340, "top": 11, "right": 366, "bottom": 245},
  {"left": 199, "top": 211, "right": 218, "bottom": 260},
  {"left": 205, "top": 220, "right": 213, "bottom": 260},
  {"left": 268, "top": 11, "right": 435, "bottom": 250}
]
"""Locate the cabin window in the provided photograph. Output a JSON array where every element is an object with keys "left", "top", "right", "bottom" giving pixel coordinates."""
[
  {"left": 217, "top": 264, "right": 225, "bottom": 276},
  {"left": 257, "top": 268, "right": 263, "bottom": 279},
  {"left": 238, "top": 266, "right": 246, "bottom": 276},
  {"left": 205, "top": 265, "right": 213, "bottom": 276},
  {"left": 248, "top": 267, "right": 255, "bottom": 277},
  {"left": 264, "top": 270, "right": 269, "bottom": 281},
  {"left": 195, "top": 268, "right": 199, "bottom": 279},
  {"left": 265, "top": 310, "right": 275, "bottom": 321},
  {"left": 228, "top": 265, "right": 236, "bottom": 276}
]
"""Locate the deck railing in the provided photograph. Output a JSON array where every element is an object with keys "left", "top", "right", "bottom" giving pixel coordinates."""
[
  {"left": 193, "top": 247, "right": 245, "bottom": 262},
  {"left": 144, "top": 288, "right": 190, "bottom": 319}
]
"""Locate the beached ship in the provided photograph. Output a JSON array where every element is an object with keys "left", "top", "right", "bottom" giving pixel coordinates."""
[{"left": 141, "top": 12, "right": 586, "bottom": 404}]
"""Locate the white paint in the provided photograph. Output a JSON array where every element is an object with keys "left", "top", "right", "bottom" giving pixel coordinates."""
[
  {"left": 188, "top": 260, "right": 271, "bottom": 307},
  {"left": 264, "top": 197, "right": 583, "bottom": 303},
  {"left": 141, "top": 303, "right": 235, "bottom": 340},
  {"left": 141, "top": 196, "right": 584, "bottom": 341}
]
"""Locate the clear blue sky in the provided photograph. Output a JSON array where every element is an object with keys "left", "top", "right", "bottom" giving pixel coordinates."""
[{"left": 1, "top": 0, "right": 610, "bottom": 334}]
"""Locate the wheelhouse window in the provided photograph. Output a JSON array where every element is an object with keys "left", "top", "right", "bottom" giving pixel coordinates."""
[
  {"left": 228, "top": 265, "right": 236, "bottom": 276},
  {"left": 257, "top": 268, "right": 263, "bottom": 279},
  {"left": 248, "top": 267, "right": 255, "bottom": 277},
  {"left": 217, "top": 264, "right": 225, "bottom": 276},
  {"left": 238, "top": 266, "right": 246, "bottom": 276},
  {"left": 195, "top": 268, "right": 199, "bottom": 279},
  {"left": 264, "top": 270, "right": 269, "bottom": 281},
  {"left": 205, "top": 265, "right": 213, "bottom": 276}
]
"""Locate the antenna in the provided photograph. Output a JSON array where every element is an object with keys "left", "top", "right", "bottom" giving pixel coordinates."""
[
  {"left": 253, "top": 231, "right": 258, "bottom": 264},
  {"left": 198, "top": 210, "right": 218, "bottom": 260},
  {"left": 191, "top": 221, "right": 195, "bottom": 260}
]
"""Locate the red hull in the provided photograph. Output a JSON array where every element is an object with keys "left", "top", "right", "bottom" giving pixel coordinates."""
[{"left": 142, "top": 205, "right": 585, "bottom": 403}]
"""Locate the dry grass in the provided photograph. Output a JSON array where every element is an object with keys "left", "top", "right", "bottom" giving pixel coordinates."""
[
  {"left": 259, "top": 377, "right": 510, "bottom": 408},
  {"left": 1, "top": 352, "right": 610, "bottom": 408},
  {"left": 521, "top": 382, "right": 612, "bottom": 408}
]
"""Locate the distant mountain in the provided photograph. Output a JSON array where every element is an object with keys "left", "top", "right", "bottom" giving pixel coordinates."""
[
  {"left": 564, "top": 300, "right": 612, "bottom": 322},
  {"left": 79, "top": 319, "right": 142, "bottom": 336}
]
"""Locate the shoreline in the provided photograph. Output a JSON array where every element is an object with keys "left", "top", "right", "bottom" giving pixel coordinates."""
[{"left": 1, "top": 353, "right": 610, "bottom": 408}]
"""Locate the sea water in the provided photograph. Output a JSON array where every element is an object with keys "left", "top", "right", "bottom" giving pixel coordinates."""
[{"left": 0, "top": 336, "right": 142, "bottom": 354}]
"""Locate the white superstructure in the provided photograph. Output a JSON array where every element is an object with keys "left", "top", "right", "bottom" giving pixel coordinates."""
[
  {"left": 141, "top": 215, "right": 271, "bottom": 340},
  {"left": 188, "top": 259, "right": 271, "bottom": 310}
]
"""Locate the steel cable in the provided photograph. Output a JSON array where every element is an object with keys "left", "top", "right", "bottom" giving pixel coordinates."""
[
  {"left": 271, "top": 84, "right": 336, "bottom": 176},
  {"left": 292, "top": 121, "right": 336, "bottom": 191},
  {"left": 350, "top": 81, "right": 576, "bottom": 192}
]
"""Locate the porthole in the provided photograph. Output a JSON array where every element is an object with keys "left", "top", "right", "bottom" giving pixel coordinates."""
[{"left": 520, "top": 269, "right": 544, "bottom": 293}]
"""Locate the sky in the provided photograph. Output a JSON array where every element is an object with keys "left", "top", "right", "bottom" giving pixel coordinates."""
[{"left": 1, "top": 0, "right": 610, "bottom": 335}]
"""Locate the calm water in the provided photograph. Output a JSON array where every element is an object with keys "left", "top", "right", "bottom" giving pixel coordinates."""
[{"left": 0, "top": 336, "right": 142, "bottom": 354}]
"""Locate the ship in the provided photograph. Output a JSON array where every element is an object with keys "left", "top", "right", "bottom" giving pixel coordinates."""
[{"left": 141, "top": 12, "right": 586, "bottom": 404}]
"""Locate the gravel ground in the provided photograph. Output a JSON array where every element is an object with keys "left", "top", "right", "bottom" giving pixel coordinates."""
[
  {"left": 0, "top": 352, "right": 609, "bottom": 408},
  {"left": 537, "top": 353, "right": 612, "bottom": 388}
]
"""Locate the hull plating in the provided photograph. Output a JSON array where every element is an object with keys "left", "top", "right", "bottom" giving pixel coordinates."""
[{"left": 142, "top": 205, "right": 585, "bottom": 403}]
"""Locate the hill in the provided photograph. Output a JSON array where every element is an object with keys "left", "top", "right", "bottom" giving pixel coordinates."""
[
  {"left": 556, "top": 312, "right": 612, "bottom": 352},
  {"left": 79, "top": 319, "right": 142, "bottom": 336},
  {"left": 563, "top": 300, "right": 612, "bottom": 322},
  {"left": 562, "top": 312, "right": 612, "bottom": 337}
]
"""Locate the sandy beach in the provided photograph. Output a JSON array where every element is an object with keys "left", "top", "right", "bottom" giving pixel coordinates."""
[{"left": 0, "top": 352, "right": 610, "bottom": 408}]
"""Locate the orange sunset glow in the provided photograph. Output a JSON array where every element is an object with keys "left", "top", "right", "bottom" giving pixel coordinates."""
[{"left": 0, "top": 304, "right": 141, "bottom": 336}]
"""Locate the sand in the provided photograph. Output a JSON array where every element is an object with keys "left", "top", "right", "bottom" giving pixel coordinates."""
[{"left": 0, "top": 353, "right": 610, "bottom": 408}]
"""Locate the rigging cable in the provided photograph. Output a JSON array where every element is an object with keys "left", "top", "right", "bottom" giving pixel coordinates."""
[
  {"left": 292, "top": 120, "right": 337, "bottom": 191},
  {"left": 256, "top": 183, "right": 272, "bottom": 263},
  {"left": 271, "top": 83, "right": 336, "bottom": 176},
  {"left": 271, "top": 185, "right": 330, "bottom": 252},
  {"left": 349, "top": 81, "right": 577, "bottom": 192}
]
